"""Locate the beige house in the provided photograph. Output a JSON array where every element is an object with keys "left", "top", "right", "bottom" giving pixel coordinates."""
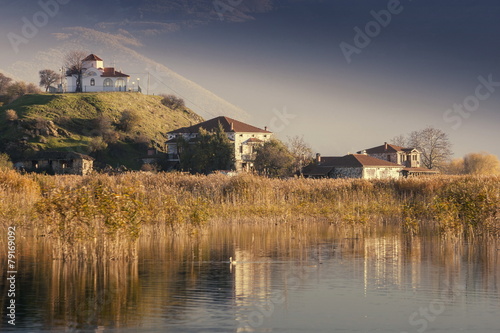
[
  {"left": 359, "top": 143, "right": 438, "bottom": 176},
  {"left": 17, "top": 151, "right": 94, "bottom": 175},
  {"left": 165, "top": 116, "right": 272, "bottom": 172},
  {"left": 359, "top": 142, "right": 421, "bottom": 168},
  {"left": 303, "top": 154, "right": 403, "bottom": 179}
]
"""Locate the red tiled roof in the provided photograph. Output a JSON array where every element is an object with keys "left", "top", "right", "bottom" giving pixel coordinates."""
[
  {"left": 362, "top": 143, "right": 417, "bottom": 154},
  {"left": 101, "top": 67, "right": 129, "bottom": 77},
  {"left": 168, "top": 116, "right": 272, "bottom": 134},
  {"left": 83, "top": 54, "right": 103, "bottom": 61},
  {"left": 320, "top": 154, "right": 402, "bottom": 168}
]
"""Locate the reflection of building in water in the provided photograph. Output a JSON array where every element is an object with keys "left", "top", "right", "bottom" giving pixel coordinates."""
[
  {"left": 232, "top": 248, "right": 273, "bottom": 332},
  {"left": 362, "top": 236, "right": 422, "bottom": 293}
]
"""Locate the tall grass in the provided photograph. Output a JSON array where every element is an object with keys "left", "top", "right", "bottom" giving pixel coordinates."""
[{"left": 0, "top": 171, "right": 498, "bottom": 260}]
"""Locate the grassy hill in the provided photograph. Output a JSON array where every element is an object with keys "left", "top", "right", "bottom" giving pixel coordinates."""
[{"left": 0, "top": 92, "right": 204, "bottom": 169}]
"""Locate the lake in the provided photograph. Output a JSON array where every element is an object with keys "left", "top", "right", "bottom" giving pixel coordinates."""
[{"left": 1, "top": 222, "right": 499, "bottom": 332}]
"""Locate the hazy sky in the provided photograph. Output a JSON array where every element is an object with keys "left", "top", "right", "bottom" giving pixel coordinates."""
[{"left": 1, "top": 0, "right": 499, "bottom": 158}]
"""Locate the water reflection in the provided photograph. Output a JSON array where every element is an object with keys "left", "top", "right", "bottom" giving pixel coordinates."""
[{"left": 1, "top": 223, "right": 499, "bottom": 332}]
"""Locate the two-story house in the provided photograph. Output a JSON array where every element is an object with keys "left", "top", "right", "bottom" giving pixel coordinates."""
[
  {"left": 358, "top": 142, "right": 421, "bottom": 168},
  {"left": 165, "top": 116, "right": 272, "bottom": 172},
  {"left": 358, "top": 142, "right": 438, "bottom": 176}
]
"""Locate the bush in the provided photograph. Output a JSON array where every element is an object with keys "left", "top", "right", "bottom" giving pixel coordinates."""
[
  {"left": 0, "top": 153, "right": 13, "bottom": 170},
  {"left": 5, "top": 109, "right": 18, "bottom": 122},
  {"left": 160, "top": 94, "right": 185, "bottom": 110},
  {"left": 119, "top": 110, "right": 141, "bottom": 132}
]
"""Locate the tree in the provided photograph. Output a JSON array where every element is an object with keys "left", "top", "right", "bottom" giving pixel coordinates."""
[
  {"left": 39, "top": 69, "right": 61, "bottom": 92},
  {"left": 390, "top": 134, "right": 407, "bottom": 147},
  {"left": 408, "top": 127, "right": 452, "bottom": 170},
  {"left": 287, "top": 135, "right": 313, "bottom": 175},
  {"left": 393, "top": 126, "right": 452, "bottom": 170},
  {"left": 463, "top": 152, "right": 500, "bottom": 175},
  {"left": 178, "top": 123, "right": 235, "bottom": 174},
  {"left": 160, "top": 94, "right": 185, "bottom": 110},
  {"left": 443, "top": 158, "right": 465, "bottom": 175},
  {"left": 119, "top": 110, "right": 141, "bottom": 132},
  {"left": 254, "top": 138, "right": 294, "bottom": 178},
  {"left": 5, "top": 81, "right": 40, "bottom": 102},
  {"left": 64, "top": 50, "right": 87, "bottom": 93}
]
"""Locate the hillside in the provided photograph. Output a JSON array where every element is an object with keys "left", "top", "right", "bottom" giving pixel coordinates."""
[{"left": 0, "top": 92, "right": 204, "bottom": 169}]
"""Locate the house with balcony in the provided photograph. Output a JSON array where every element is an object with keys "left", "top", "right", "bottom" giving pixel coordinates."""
[
  {"left": 65, "top": 54, "right": 131, "bottom": 93},
  {"left": 358, "top": 142, "right": 438, "bottom": 176},
  {"left": 165, "top": 116, "right": 272, "bottom": 172}
]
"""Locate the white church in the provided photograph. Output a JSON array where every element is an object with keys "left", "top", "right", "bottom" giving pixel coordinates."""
[{"left": 65, "top": 54, "right": 131, "bottom": 93}]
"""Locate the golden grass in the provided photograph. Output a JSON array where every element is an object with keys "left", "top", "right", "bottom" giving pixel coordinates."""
[{"left": 1, "top": 171, "right": 498, "bottom": 260}]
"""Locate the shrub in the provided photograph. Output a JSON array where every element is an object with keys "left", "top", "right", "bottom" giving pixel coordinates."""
[
  {"left": 119, "top": 110, "right": 141, "bottom": 132},
  {"left": 5, "top": 109, "right": 18, "bottom": 122},
  {"left": 0, "top": 153, "right": 13, "bottom": 170},
  {"left": 160, "top": 94, "right": 185, "bottom": 110}
]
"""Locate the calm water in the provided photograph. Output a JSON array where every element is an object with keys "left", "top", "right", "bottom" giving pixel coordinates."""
[{"left": 1, "top": 223, "right": 499, "bottom": 332}]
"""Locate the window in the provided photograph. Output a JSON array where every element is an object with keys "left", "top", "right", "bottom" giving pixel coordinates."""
[
  {"left": 103, "top": 78, "right": 113, "bottom": 87},
  {"left": 90, "top": 79, "right": 95, "bottom": 86},
  {"left": 240, "top": 146, "right": 243, "bottom": 154},
  {"left": 387, "top": 155, "right": 391, "bottom": 161},
  {"left": 115, "top": 78, "right": 126, "bottom": 87}
]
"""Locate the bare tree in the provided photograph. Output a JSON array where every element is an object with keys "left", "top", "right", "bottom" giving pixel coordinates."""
[
  {"left": 64, "top": 50, "right": 87, "bottom": 93},
  {"left": 390, "top": 134, "right": 407, "bottom": 147},
  {"left": 39, "top": 69, "right": 61, "bottom": 92},
  {"left": 407, "top": 126, "right": 453, "bottom": 170},
  {"left": 287, "top": 135, "right": 313, "bottom": 174}
]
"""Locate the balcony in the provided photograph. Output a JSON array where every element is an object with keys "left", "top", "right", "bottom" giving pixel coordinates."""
[{"left": 241, "top": 154, "right": 257, "bottom": 161}]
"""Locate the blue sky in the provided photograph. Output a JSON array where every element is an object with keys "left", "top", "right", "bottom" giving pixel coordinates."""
[{"left": 1, "top": 0, "right": 499, "bottom": 158}]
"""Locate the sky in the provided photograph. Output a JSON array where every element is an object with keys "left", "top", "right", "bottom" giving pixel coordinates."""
[{"left": 1, "top": 0, "right": 499, "bottom": 158}]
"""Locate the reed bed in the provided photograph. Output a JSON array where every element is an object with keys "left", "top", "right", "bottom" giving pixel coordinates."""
[{"left": 0, "top": 170, "right": 498, "bottom": 260}]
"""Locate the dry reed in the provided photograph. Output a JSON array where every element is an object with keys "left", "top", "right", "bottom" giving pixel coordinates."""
[{"left": 0, "top": 171, "right": 498, "bottom": 260}]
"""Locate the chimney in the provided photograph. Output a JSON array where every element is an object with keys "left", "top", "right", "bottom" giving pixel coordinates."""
[
  {"left": 384, "top": 142, "right": 388, "bottom": 150},
  {"left": 230, "top": 122, "right": 234, "bottom": 131},
  {"left": 316, "top": 153, "right": 321, "bottom": 165},
  {"left": 361, "top": 150, "right": 367, "bottom": 155},
  {"left": 264, "top": 126, "right": 268, "bottom": 131}
]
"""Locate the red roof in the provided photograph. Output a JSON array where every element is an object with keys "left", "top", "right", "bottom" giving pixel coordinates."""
[
  {"left": 101, "top": 67, "right": 129, "bottom": 78},
  {"left": 362, "top": 143, "right": 417, "bottom": 154},
  {"left": 83, "top": 54, "right": 103, "bottom": 61},
  {"left": 168, "top": 116, "right": 272, "bottom": 134},
  {"left": 320, "top": 154, "right": 402, "bottom": 168}
]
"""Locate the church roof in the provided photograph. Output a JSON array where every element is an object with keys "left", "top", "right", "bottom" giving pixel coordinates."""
[{"left": 83, "top": 54, "right": 103, "bottom": 61}]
